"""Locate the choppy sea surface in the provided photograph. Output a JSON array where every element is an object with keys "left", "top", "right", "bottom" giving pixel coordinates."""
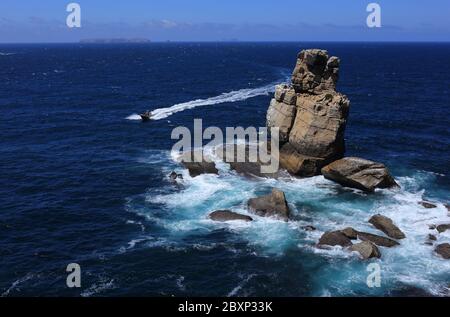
[{"left": 0, "top": 42, "right": 449, "bottom": 297}]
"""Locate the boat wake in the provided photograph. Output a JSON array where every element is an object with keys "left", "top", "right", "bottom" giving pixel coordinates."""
[{"left": 126, "top": 81, "right": 283, "bottom": 121}]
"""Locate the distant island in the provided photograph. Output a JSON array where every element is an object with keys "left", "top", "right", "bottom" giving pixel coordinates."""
[{"left": 79, "top": 38, "right": 151, "bottom": 44}]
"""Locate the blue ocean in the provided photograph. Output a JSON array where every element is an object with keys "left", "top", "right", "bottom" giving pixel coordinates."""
[{"left": 0, "top": 42, "right": 449, "bottom": 297}]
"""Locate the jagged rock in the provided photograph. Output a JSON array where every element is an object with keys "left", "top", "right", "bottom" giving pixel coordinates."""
[
  {"left": 274, "top": 84, "right": 297, "bottom": 105},
  {"left": 428, "top": 234, "right": 437, "bottom": 241},
  {"left": 216, "top": 144, "right": 279, "bottom": 178},
  {"left": 340, "top": 227, "right": 359, "bottom": 240},
  {"left": 350, "top": 241, "right": 381, "bottom": 259},
  {"left": 169, "top": 171, "right": 183, "bottom": 181},
  {"left": 209, "top": 210, "right": 253, "bottom": 222},
  {"left": 435, "top": 243, "right": 450, "bottom": 259},
  {"left": 369, "top": 214, "right": 405, "bottom": 239},
  {"left": 357, "top": 232, "right": 400, "bottom": 248},
  {"left": 321, "top": 157, "right": 398, "bottom": 192},
  {"left": 436, "top": 224, "right": 450, "bottom": 233},
  {"left": 279, "top": 143, "right": 325, "bottom": 176},
  {"left": 419, "top": 201, "right": 437, "bottom": 209},
  {"left": 247, "top": 189, "right": 290, "bottom": 221},
  {"left": 289, "top": 92, "right": 350, "bottom": 161},
  {"left": 179, "top": 151, "right": 218, "bottom": 177},
  {"left": 267, "top": 98, "right": 296, "bottom": 143},
  {"left": 302, "top": 225, "right": 316, "bottom": 231},
  {"left": 318, "top": 231, "right": 353, "bottom": 247},
  {"left": 291, "top": 49, "right": 340, "bottom": 95}
]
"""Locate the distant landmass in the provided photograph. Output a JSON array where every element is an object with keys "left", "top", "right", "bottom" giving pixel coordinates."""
[{"left": 79, "top": 38, "right": 151, "bottom": 44}]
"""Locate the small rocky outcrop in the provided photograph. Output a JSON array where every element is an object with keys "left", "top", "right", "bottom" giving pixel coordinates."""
[
  {"left": 215, "top": 144, "right": 280, "bottom": 178},
  {"left": 266, "top": 49, "right": 350, "bottom": 177},
  {"left": 436, "top": 224, "right": 450, "bottom": 233},
  {"left": 445, "top": 204, "right": 450, "bottom": 212},
  {"left": 350, "top": 241, "right": 381, "bottom": 259},
  {"left": 357, "top": 232, "right": 400, "bottom": 248},
  {"left": 209, "top": 210, "right": 253, "bottom": 222},
  {"left": 419, "top": 201, "right": 437, "bottom": 209},
  {"left": 302, "top": 225, "right": 316, "bottom": 231},
  {"left": 179, "top": 151, "right": 219, "bottom": 177},
  {"left": 247, "top": 189, "right": 290, "bottom": 221},
  {"left": 321, "top": 157, "right": 398, "bottom": 192},
  {"left": 435, "top": 243, "right": 450, "bottom": 259},
  {"left": 369, "top": 214, "right": 405, "bottom": 239},
  {"left": 318, "top": 231, "right": 353, "bottom": 248},
  {"left": 340, "top": 227, "right": 359, "bottom": 240},
  {"left": 169, "top": 171, "right": 183, "bottom": 181}
]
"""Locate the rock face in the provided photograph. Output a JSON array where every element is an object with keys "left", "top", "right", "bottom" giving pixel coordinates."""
[
  {"left": 435, "top": 243, "right": 450, "bottom": 259},
  {"left": 340, "top": 227, "right": 359, "bottom": 240},
  {"left": 357, "top": 232, "right": 400, "bottom": 248},
  {"left": 209, "top": 210, "right": 253, "bottom": 222},
  {"left": 436, "top": 224, "right": 450, "bottom": 233},
  {"left": 179, "top": 151, "right": 218, "bottom": 177},
  {"left": 321, "top": 157, "right": 398, "bottom": 192},
  {"left": 419, "top": 201, "right": 437, "bottom": 209},
  {"left": 247, "top": 189, "right": 290, "bottom": 221},
  {"left": 266, "top": 49, "right": 350, "bottom": 176},
  {"left": 291, "top": 49, "right": 339, "bottom": 95},
  {"left": 369, "top": 214, "right": 405, "bottom": 239},
  {"left": 350, "top": 241, "right": 381, "bottom": 259},
  {"left": 318, "top": 231, "right": 353, "bottom": 247}
]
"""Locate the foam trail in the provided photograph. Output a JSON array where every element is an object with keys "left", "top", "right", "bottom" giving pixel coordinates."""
[
  {"left": 149, "top": 82, "right": 278, "bottom": 120},
  {"left": 126, "top": 114, "right": 142, "bottom": 120}
]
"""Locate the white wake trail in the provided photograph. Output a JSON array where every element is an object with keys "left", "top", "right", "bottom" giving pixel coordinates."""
[{"left": 148, "top": 82, "right": 277, "bottom": 120}]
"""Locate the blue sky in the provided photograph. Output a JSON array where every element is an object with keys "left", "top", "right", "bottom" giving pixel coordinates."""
[{"left": 0, "top": 0, "right": 449, "bottom": 42}]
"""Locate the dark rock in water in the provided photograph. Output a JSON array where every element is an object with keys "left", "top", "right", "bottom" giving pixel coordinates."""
[
  {"left": 428, "top": 234, "right": 437, "bottom": 241},
  {"left": 435, "top": 243, "right": 450, "bottom": 259},
  {"left": 216, "top": 144, "right": 280, "bottom": 178},
  {"left": 302, "top": 225, "right": 316, "bottom": 231},
  {"left": 318, "top": 231, "right": 353, "bottom": 247},
  {"left": 419, "top": 201, "right": 437, "bottom": 209},
  {"left": 340, "top": 227, "right": 359, "bottom": 240},
  {"left": 429, "top": 224, "right": 437, "bottom": 230},
  {"left": 357, "top": 232, "right": 400, "bottom": 248},
  {"left": 169, "top": 171, "right": 178, "bottom": 180},
  {"left": 209, "top": 210, "right": 253, "bottom": 222},
  {"left": 369, "top": 214, "right": 405, "bottom": 239},
  {"left": 436, "top": 224, "right": 450, "bottom": 233},
  {"left": 350, "top": 241, "right": 381, "bottom": 259},
  {"left": 279, "top": 143, "right": 325, "bottom": 177},
  {"left": 445, "top": 203, "right": 450, "bottom": 212},
  {"left": 179, "top": 151, "right": 219, "bottom": 177},
  {"left": 247, "top": 188, "right": 290, "bottom": 221},
  {"left": 321, "top": 157, "right": 398, "bottom": 192}
]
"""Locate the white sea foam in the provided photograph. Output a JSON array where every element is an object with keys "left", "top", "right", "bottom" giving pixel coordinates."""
[
  {"left": 126, "top": 114, "right": 142, "bottom": 120},
  {"left": 0, "top": 52, "right": 15, "bottom": 56},
  {"left": 127, "top": 148, "right": 450, "bottom": 295}
]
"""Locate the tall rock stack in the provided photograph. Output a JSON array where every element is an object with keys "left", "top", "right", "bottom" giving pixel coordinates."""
[{"left": 267, "top": 49, "right": 350, "bottom": 177}]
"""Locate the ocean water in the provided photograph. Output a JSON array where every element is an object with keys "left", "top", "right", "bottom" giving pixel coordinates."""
[{"left": 0, "top": 42, "right": 449, "bottom": 297}]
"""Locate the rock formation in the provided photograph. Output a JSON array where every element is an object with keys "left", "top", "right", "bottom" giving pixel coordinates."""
[
  {"left": 266, "top": 49, "right": 350, "bottom": 177},
  {"left": 179, "top": 150, "right": 219, "bottom": 177},
  {"left": 350, "top": 241, "right": 381, "bottom": 259},
  {"left": 340, "top": 227, "right": 359, "bottom": 240},
  {"left": 209, "top": 210, "right": 253, "bottom": 222},
  {"left": 321, "top": 157, "right": 398, "bottom": 192},
  {"left": 247, "top": 188, "right": 290, "bottom": 221},
  {"left": 318, "top": 231, "right": 353, "bottom": 248},
  {"left": 435, "top": 243, "right": 450, "bottom": 259},
  {"left": 357, "top": 232, "right": 400, "bottom": 248},
  {"left": 436, "top": 224, "right": 450, "bottom": 233},
  {"left": 369, "top": 214, "right": 405, "bottom": 239}
]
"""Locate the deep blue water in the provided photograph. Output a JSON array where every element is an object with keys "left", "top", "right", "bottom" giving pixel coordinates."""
[{"left": 0, "top": 43, "right": 449, "bottom": 297}]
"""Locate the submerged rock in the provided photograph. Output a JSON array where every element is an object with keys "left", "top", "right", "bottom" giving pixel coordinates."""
[
  {"left": 350, "top": 241, "right": 381, "bottom": 259},
  {"left": 369, "top": 214, "right": 405, "bottom": 239},
  {"left": 340, "top": 227, "right": 359, "bottom": 240},
  {"left": 445, "top": 203, "right": 450, "bottom": 212},
  {"left": 321, "top": 157, "right": 398, "bottom": 192},
  {"left": 179, "top": 151, "right": 219, "bottom": 177},
  {"left": 436, "top": 224, "right": 450, "bottom": 233},
  {"left": 209, "top": 210, "right": 253, "bottom": 222},
  {"left": 247, "top": 188, "right": 290, "bottom": 221},
  {"left": 318, "top": 231, "right": 353, "bottom": 248},
  {"left": 302, "top": 225, "right": 316, "bottom": 231},
  {"left": 357, "top": 232, "right": 400, "bottom": 248},
  {"left": 419, "top": 201, "right": 437, "bottom": 209},
  {"left": 169, "top": 171, "right": 183, "bottom": 181},
  {"left": 435, "top": 243, "right": 450, "bottom": 259}
]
